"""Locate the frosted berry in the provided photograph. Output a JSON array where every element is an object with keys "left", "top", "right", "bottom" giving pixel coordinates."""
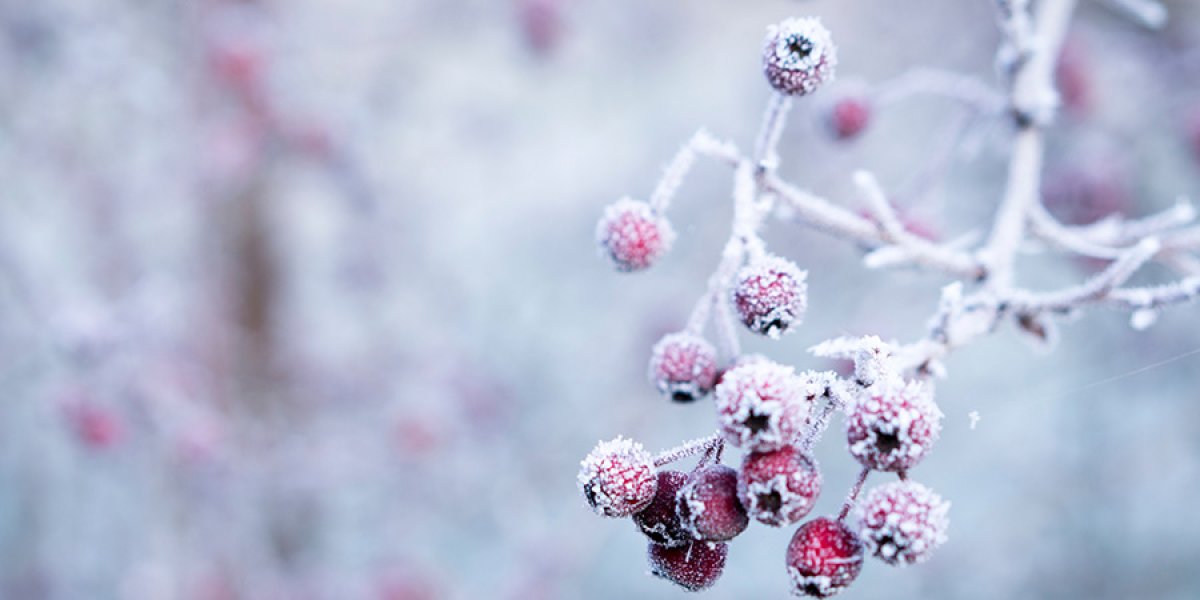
[
  {"left": 738, "top": 445, "right": 822, "bottom": 527},
  {"left": 648, "top": 332, "right": 718, "bottom": 403},
  {"left": 676, "top": 464, "right": 749, "bottom": 542},
  {"left": 596, "top": 198, "right": 675, "bottom": 272},
  {"left": 633, "top": 470, "right": 691, "bottom": 547},
  {"left": 731, "top": 254, "right": 808, "bottom": 338},
  {"left": 647, "top": 540, "right": 728, "bottom": 592},
  {"left": 786, "top": 517, "right": 864, "bottom": 598},
  {"left": 856, "top": 480, "right": 949, "bottom": 566},
  {"left": 762, "top": 17, "right": 837, "bottom": 96},
  {"left": 846, "top": 381, "right": 942, "bottom": 472},
  {"left": 828, "top": 96, "right": 870, "bottom": 141},
  {"left": 577, "top": 437, "right": 658, "bottom": 517},
  {"left": 714, "top": 360, "right": 808, "bottom": 452}
]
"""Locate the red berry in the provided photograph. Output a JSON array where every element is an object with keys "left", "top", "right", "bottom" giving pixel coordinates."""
[
  {"left": 762, "top": 18, "right": 837, "bottom": 96},
  {"left": 738, "top": 445, "right": 822, "bottom": 527},
  {"left": 856, "top": 481, "right": 949, "bottom": 566},
  {"left": 714, "top": 360, "right": 808, "bottom": 452},
  {"left": 786, "top": 517, "right": 864, "bottom": 597},
  {"left": 676, "top": 464, "right": 749, "bottom": 542},
  {"left": 596, "top": 198, "right": 674, "bottom": 272},
  {"left": 515, "top": 0, "right": 562, "bottom": 55},
  {"left": 633, "top": 470, "right": 691, "bottom": 547},
  {"left": 648, "top": 332, "right": 718, "bottom": 403},
  {"left": 828, "top": 97, "right": 870, "bottom": 141},
  {"left": 731, "top": 255, "right": 808, "bottom": 338},
  {"left": 647, "top": 540, "right": 728, "bottom": 592},
  {"left": 846, "top": 381, "right": 942, "bottom": 472},
  {"left": 577, "top": 437, "right": 658, "bottom": 517},
  {"left": 1055, "top": 36, "right": 1091, "bottom": 116},
  {"left": 1188, "top": 110, "right": 1200, "bottom": 163}
]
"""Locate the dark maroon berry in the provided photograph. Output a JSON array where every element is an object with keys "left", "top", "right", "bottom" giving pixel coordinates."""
[
  {"left": 647, "top": 540, "right": 728, "bottom": 592},
  {"left": 633, "top": 470, "right": 691, "bottom": 547},
  {"left": 677, "top": 464, "right": 749, "bottom": 542}
]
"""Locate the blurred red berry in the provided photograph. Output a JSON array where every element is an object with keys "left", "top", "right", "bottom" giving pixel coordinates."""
[
  {"left": 595, "top": 198, "right": 675, "bottom": 272},
  {"left": 856, "top": 480, "right": 949, "bottom": 566},
  {"left": 786, "top": 517, "right": 864, "bottom": 597},
  {"left": 647, "top": 540, "right": 728, "bottom": 592},
  {"left": 515, "top": 0, "right": 562, "bottom": 55},
  {"left": 648, "top": 332, "right": 718, "bottom": 403},
  {"left": 1055, "top": 36, "right": 1091, "bottom": 116},
  {"left": 738, "top": 445, "right": 822, "bottom": 527},
  {"left": 828, "top": 97, "right": 871, "bottom": 140}
]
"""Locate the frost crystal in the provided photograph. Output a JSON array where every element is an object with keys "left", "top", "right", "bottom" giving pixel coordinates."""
[
  {"left": 762, "top": 17, "right": 837, "bottom": 96},
  {"left": 846, "top": 380, "right": 942, "bottom": 472},
  {"left": 595, "top": 197, "right": 675, "bottom": 272},
  {"left": 577, "top": 437, "right": 658, "bottom": 517},
  {"left": 856, "top": 480, "right": 950, "bottom": 566},
  {"left": 647, "top": 540, "right": 728, "bottom": 592},
  {"left": 714, "top": 360, "right": 809, "bottom": 452}
]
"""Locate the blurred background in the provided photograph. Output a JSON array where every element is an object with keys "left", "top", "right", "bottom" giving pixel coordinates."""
[{"left": 1, "top": 0, "right": 1200, "bottom": 598}]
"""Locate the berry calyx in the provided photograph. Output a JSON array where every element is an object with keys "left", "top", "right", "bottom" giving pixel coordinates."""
[
  {"left": 647, "top": 540, "right": 728, "bottom": 592},
  {"left": 633, "top": 470, "right": 691, "bottom": 547},
  {"left": 596, "top": 198, "right": 675, "bottom": 272},
  {"left": 577, "top": 437, "right": 658, "bottom": 518},
  {"left": 786, "top": 517, "right": 865, "bottom": 598},
  {"left": 738, "top": 445, "right": 822, "bottom": 527},
  {"left": 648, "top": 332, "right": 719, "bottom": 403},
  {"left": 676, "top": 464, "right": 749, "bottom": 542},
  {"left": 762, "top": 17, "right": 837, "bottom": 97},
  {"left": 856, "top": 480, "right": 949, "bottom": 566},
  {"left": 731, "top": 254, "right": 808, "bottom": 338},
  {"left": 714, "top": 360, "right": 808, "bottom": 452},
  {"left": 846, "top": 380, "right": 942, "bottom": 472}
]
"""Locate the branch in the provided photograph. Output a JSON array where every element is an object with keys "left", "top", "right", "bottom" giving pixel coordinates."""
[{"left": 1008, "top": 237, "right": 1160, "bottom": 312}]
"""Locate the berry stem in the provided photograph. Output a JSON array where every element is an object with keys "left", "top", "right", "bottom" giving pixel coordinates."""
[
  {"left": 837, "top": 466, "right": 871, "bottom": 521},
  {"left": 752, "top": 92, "right": 793, "bottom": 174},
  {"left": 649, "top": 134, "right": 701, "bottom": 214},
  {"left": 653, "top": 433, "right": 723, "bottom": 467},
  {"left": 799, "top": 394, "right": 841, "bottom": 453}
]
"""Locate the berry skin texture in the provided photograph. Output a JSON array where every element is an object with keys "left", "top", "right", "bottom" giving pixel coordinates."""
[
  {"left": 647, "top": 540, "right": 728, "bottom": 592},
  {"left": 786, "top": 517, "right": 865, "bottom": 598},
  {"left": 731, "top": 254, "right": 808, "bottom": 338},
  {"left": 577, "top": 437, "right": 658, "bottom": 518},
  {"left": 856, "top": 480, "right": 950, "bottom": 566},
  {"left": 648, "top": 332, "right": 718, "bottom": 403},
  {"left": 676, "top": 464, "right": 749, "bottom": 542},
  {"left": 633, "top": 470, "right": 692, "bottom": 547},
  {"left": 762, "top": 17, "right": 837, "bottom": 97},
  {"left": 738, "top": 445, "right": 822, "bottom": 527},
  {"left": 828, "top": 96, "right": 871, "bottom": 141},
  {"left": 714, "top": 360, "right": 809, "bottom": 452},
  {"left": 846, "top": 381, "right": 943, "bottom": 472},
  {"left": 595, "top": 198, "right": 675, "bottom": 272}
]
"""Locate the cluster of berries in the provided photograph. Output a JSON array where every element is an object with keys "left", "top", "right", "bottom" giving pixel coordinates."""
[{"left": 581, "top": 17, "right": 952, "bottom": 596}]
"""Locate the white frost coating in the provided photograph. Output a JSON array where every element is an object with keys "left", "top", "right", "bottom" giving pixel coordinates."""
[
  {"left": 577, "top": 436, "right": 657, "bottom": 518},
  {"left": 731, "top": 254, "right": 809, "bottom": 339},
  {"left": 846, "top": 379, "right": 943, "bottom": 472},
  {"left": 714, "top": 361, "right": 808, "bottom": 451},
  {"left": 648, "top": 332, "right": 718, "bottom": 402},
  {"left": 595, "top": 197, "right": 676, "bottom": 272},
  {"left": 1130, "top": 309, "right": 1158, "bottom": 331},
  {"left": 855, "top": 480, "right": 950, "bottom": 566},
  {"left": 762, "top": 17, "right": 837, "bottom": 96}
]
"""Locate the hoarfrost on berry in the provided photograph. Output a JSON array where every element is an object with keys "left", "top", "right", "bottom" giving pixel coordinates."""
[
  {"left": 647, "top": 540, "right": 728, "bottom": 592},
  {"left": 763, "top": 17, "right": 837, "bottom": 96},
  {"left": 595, "top": 198, "right": 675, "bottom": 272},
  {"left": 714, "top": 360, "right": 809, "bottom": 452},
  {"left": 738, "top": 445, "right": 822, "bottom": 527},
  {"left": 856, "top": 480, "right": 950, "bottom": 566},
  {"left": 633, "top": 470, "right": 692, "bottom": 547},
  {"left": 786, "top": 517, "right": 865, "bottom": 598},
  {"left": 648, "top": 332, "right": 719, "bottom": 403},
  {"left": 676, "top": 464, "right": 749, "bottom": 542},
  {"left": 577, "top": 437, "right": 658, "bottom": 517},
  {"left": 846, "top": 380, "right": 943, "bottom": 472},
  {"left": 731, "top": 254, "right": 809, "bottom": 338}
]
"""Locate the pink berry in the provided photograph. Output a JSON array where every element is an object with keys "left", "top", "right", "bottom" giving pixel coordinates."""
[
  {"left": 738, "top": 445, "right": 822, "bottom": 527},
  {"left": 731, "top": 255, "right": 808, "bottom": 338},
  {"left": 577, "top": 437, "right": 658, "bottom": 517},
  {"left": 762, "top": 18, "right": 837, "bottom": 96},
  {"left": 648, "top": 332, "right": 718, "bottom": 403},
  {"left": 676, "top": 464, "right": 749, "bottom": 542},
  {"left": 856, "top": 480, "right": 949, "bottom": 566},
  {"left": 633, "top": 470, "right": 691, "bottom": 547},
  {"left": 846, "top": 381, "right": 942, "bottom": 472},
  {"left": 596, "top": 198, "right": 675, "bottom": 272},
  {"left": 714, "top": 360, "right": 808, "bottom": 452},
  {"left": 1055, "top": 36, "right": 1091, "bottom": 116},
  {"left": 647, "top": 540, "right": 728, "bottom": 592},
  {"left": 1188, "top": 110, "right": 1200, "bottom": 163},
  {"left": 786, "top": 517, "right": 864, "bottom": 598},
  {"left": 828, "top": 96, "right": 871, "bottom": 140}
]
